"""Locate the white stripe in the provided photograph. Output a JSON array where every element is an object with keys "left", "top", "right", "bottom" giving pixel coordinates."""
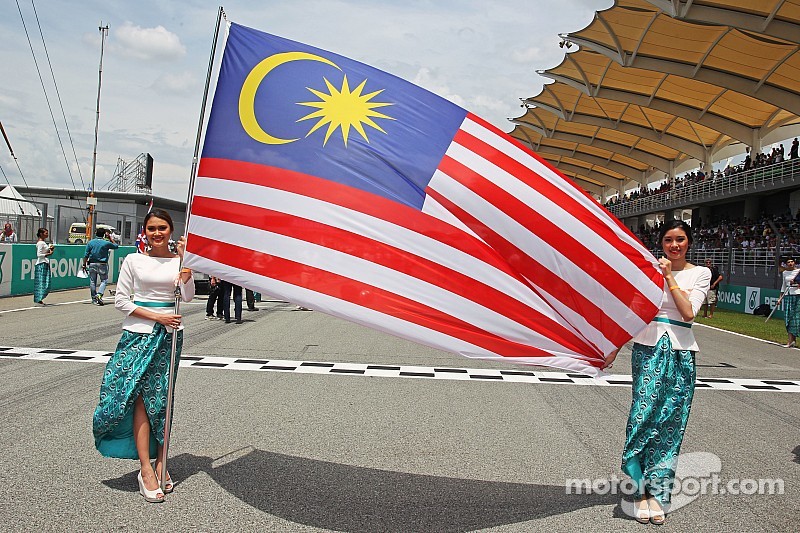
[
  {"left": 443, "top": 139, "right": 662, "bottom": 307},
  {"left": 192, "top": 177, "right": 585, "bottom": 346},
  {"left": 183, "top": 252, "right": 602, "bottom": 374},
  {"left": 187, "top": 215, "right": 590, "bottom": 356},
  {"left": 527, "top": 282, "right": 618, "bottom": 355},
  {"left": 420, "top": 192, "right": 482, "bottom": 241},
  {"left": 427, "top": 171, "right": 645, "bottom": 338},
  {"left": 422, "top": 173, "right": 616, "bottom": 352},
  {"left": 460, "top": 117, "right": 659, "bottom": 266}
]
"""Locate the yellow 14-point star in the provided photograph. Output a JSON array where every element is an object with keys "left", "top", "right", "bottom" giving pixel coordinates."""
[{"left": 297, "top": 74, "right": 394, "bottom": 147}]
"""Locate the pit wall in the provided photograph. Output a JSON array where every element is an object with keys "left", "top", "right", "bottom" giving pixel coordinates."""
[{"left": 0, "top": 244, "right": 136, "bottom": 297}]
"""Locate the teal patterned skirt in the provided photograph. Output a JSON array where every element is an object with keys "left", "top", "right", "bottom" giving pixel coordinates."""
[
  {"left": 93, "top": 324, "right": 183, "bottom": 459},
  {"left": 784, "top": 294, "right": 800, "bottom": 336},
  {"left": 33, "top": 262, "right": 51, "bottom": 303},
  {"left": 622, "top": 332, "right": 695, "bottom": 506}
]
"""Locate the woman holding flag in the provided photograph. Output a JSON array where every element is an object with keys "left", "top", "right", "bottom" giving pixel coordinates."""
[
  {"left": 604, "top": 220, "right": 710, "bottom": 525},
  {"left": 92, "top": 209, "right": 194, "bottom": 503},
  {"left": 778, "top": 257, "right": 800, "bottom": 347}
]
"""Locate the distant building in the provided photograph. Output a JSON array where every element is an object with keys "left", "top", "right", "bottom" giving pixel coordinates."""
[{"left": 14, "top": 186, "right": 186, "bottom": 245}]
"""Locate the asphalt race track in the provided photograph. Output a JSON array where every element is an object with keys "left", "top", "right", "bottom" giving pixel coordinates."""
[{"left": 1, "top": 288, "right": 798, "bottom": 531}]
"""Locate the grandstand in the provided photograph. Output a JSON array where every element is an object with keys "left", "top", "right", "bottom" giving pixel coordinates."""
[{"left": 509, "top": 0, "right": 800, "bottom": 291}]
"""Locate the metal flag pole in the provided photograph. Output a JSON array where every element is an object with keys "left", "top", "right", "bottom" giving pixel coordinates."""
[
  {"left": 765, "top": 285, "right": 790, "bottom": 323},
  {"left": 160, "top": 5, "right": 226, "bottom": 492}
]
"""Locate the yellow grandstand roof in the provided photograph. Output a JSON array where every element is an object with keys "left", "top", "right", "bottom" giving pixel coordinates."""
[{"left": 511, "top": 0, "right": 800, "bottom": 193}]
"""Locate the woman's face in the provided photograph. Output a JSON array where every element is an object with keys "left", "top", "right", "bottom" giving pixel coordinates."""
[
  {"left": 145, "top": 216, "right": 172, "bottom": 249},
  {"left": 662, "top": 228, "right": 689, "bottom": 260}
]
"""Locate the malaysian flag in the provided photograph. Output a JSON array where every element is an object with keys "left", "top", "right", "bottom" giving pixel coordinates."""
[{"left": 183, "top": 23, "right": 663, "bottom": 375}]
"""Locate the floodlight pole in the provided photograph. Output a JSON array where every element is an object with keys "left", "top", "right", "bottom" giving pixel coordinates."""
[{"left": 87, "top": 24, "right": 109, "bottom": 241}]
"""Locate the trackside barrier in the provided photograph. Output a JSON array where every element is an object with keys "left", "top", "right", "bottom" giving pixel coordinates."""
[
  {"left": 716, "top": 284, "right": 785, "bottom": 320},
  {"left": 0, "top": 244, "right": 136, "bottom": 297}
]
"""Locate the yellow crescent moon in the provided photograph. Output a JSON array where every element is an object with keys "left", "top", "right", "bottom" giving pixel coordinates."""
[{"left": 239, "top": 51, "right": 340, "bottom": 145}]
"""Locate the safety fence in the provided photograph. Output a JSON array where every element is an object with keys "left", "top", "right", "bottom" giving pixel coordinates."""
[{"left": 607, "top": 158, "right": 800, "bottom": 219}]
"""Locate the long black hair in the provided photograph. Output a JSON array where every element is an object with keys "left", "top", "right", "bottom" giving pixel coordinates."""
[{"left": 657, "top": 219, "right": 693, "bottom": 246}]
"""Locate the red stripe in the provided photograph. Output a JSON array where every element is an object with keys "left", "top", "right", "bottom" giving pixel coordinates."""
[
  {"left": 197, "top": 158, "right": 528, "bottom": 285},
  {"left": 425, "top": 186, "right": 634, "bottom": 347},
  {"left": 460, "top": 114, "right": 662, "bottom": 293},
  {"left": 190, "top": 195, "right": 598, "bottom": 355},
  {"left": 437, "top": 152, "right": 657, "bottom": 322},
  {"left": 471, "top": 113, "right": 651, "bottom": 248},
  {"left": 188, "top": 233, "right": 597, "bottom": 363},
  {"left": 444, "top": 135, "right": 660, "bottom": 318}
]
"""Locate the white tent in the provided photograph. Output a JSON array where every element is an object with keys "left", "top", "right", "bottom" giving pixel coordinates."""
[{"left": 0, "top": 185, "right": 40, "bottom": 216}]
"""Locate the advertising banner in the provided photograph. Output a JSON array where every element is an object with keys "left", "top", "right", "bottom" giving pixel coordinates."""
[
  {"left": 716, "top": 283, "right": 784, "bottom": 319},
  {"left": 0, "top": 244, "right": 136, "bottom": 297}
]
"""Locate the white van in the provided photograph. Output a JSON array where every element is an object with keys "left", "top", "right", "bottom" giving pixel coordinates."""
[{"left": 67, "top": 223, "right": 116, "bottom": 244}]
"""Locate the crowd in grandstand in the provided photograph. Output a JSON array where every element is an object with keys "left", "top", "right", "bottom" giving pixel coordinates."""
[
  {"left": 634, "top": 212, "right": 800, "bottom": 253},
  {"left": 604, "top": 140, "right": 799, "bottom": 208}
]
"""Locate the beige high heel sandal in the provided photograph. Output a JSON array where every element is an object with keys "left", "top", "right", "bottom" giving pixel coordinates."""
[
  {"left": 647, "top": 497, "right": 666, "bottom": 525},
  {"left": 138, "top": 471, "right": 165, "bottom": 503},
  {"left": 633, "top": 496, "right": 650, "bottom": 524}
]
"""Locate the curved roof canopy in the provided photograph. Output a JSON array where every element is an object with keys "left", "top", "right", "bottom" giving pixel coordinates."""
[
  {"left": 511, "top": 0, "right": 800, "bottom": 193},
  {"left": 645, "top": 0, "right": 800, "bottom": 44}
]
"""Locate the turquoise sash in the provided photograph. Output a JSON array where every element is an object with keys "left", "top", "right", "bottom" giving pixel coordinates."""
[
  {"left": 134, "top": 300, "right": 174, "bottom": 308},
  {"left": 652, "top": 316, "right": 692, "bottom": 328}
]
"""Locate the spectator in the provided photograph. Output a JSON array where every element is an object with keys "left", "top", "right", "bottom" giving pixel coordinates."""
[
  {"left": 221, "top": 280, "right": 243, "bottom": 324},
  {"left": 82, "top": 227, "right": 120, "bottom": 305},
  {"left": 701, "top": 259, "right": 723, "bottom": 318},
  {"left": 1, "top": 222, "right": 18, "bottom": 243},
  {"left": 205, "top": 276, "right": 224, "bottom": 319},
  {"left": 245, "top": 288, "right": 259, "bottom": 311}
]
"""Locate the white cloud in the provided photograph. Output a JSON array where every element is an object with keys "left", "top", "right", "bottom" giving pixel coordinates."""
[
  {"left": 511, "top": 46, "right": 548, "bottom": 64},
  {"left": 151, "top": 71, "right": 196, "bottom": 95},
  {"left": 112, "top": 22, "right": 186, "bottom": 61},
  {"left": 3, "top": 0, "right": 613, "bottom": 201},
  {"left": 411, "top": 67, "right": 467, "bottom": 108}
]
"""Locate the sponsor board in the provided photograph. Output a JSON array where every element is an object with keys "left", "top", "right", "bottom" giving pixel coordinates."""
[
  {"left": 717, "top": 284, "right": 784, "bottom": 319},
  {"left": 0, "top": 244, "right": 136, "bottom": 297}
]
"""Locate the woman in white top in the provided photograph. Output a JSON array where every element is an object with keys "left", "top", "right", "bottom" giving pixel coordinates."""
[
  {"left": 604, "top": 220, "right": 710, "bottom": 525},
  {"left": 92, "top": 209, "right": 194, "bottom": 503},
  {"left": 33, "top": 227, "right": 53, "bottom": 305},
  {"left": 778, "top": 257, "right": 800, "bottom": 347}
]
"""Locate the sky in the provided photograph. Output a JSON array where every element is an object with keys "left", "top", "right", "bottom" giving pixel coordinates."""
[{"left": 1, "top": 0, "right": 612, "bottom": 202}]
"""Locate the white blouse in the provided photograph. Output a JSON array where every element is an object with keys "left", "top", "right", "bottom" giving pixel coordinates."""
[
  {"left": 36, "top": 241, "right": 50, "bottom": 265},
  {"left": 631, "top": 265, "right": 711, "bottom": 351},
  {"left": 114, "top": 253, "right": 195, "bottom": 333},
  {"left": 780, "top": 268, "right": 800, "bottom": 296}
]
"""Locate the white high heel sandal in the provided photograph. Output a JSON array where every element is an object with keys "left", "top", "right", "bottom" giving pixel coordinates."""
[
  {"left": 138, "top": 471, "right": 165, "bottom": 503},
  {"left": 157, "top": 472, "right": 174, "bottom": 493}
]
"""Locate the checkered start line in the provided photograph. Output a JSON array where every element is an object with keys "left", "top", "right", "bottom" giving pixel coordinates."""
[{"left": 2, "top": 346, "right": 799, "bottom": 393}]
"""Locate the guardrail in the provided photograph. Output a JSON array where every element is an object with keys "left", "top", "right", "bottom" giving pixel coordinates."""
[
  {"left": 647, "top": 246, "right": 791, "bottom": 282},
  {"left": 607, "top": 158, "right": 800, "bottom": 219}
]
